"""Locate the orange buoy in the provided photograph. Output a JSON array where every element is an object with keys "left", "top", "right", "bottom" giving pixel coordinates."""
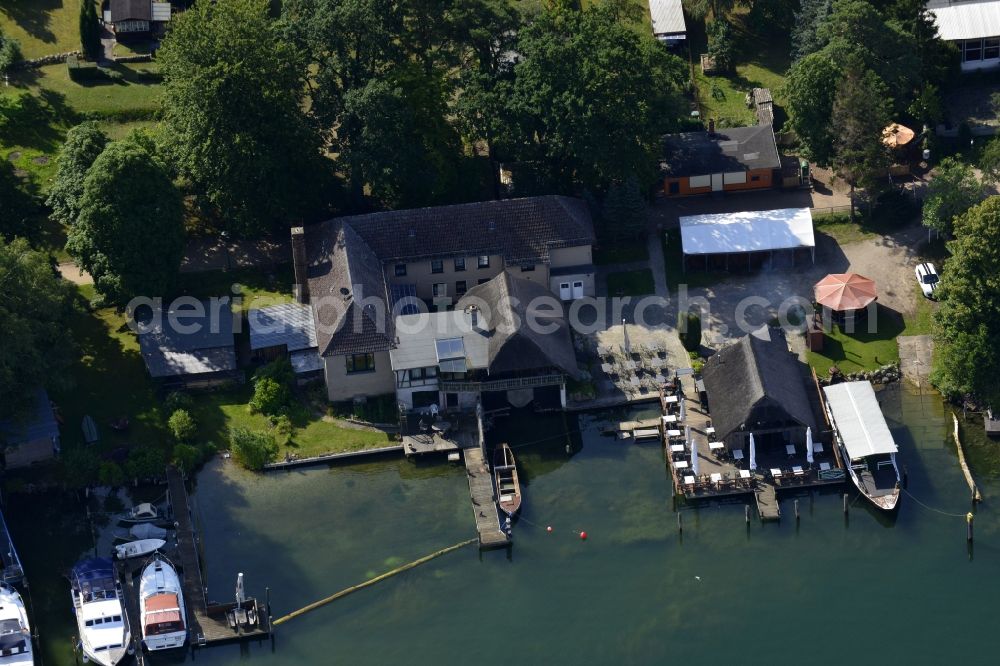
[{"left": 579, "top": 531, "right": 587, "bottom": 540}]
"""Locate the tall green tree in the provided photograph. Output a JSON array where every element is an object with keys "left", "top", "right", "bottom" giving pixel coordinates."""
[
  {"left": 66, "top": 133, "right": 184, "bottom": 304},
  {"left": 500, "top": 0, "right": 686, "bottom": 193},
  {"left": 0, "top": 27, "right": 20, "bottom": 75},
  {"left": 791, "top": 0, "right": 831, "bottom": 60},
  {"left": 921, "top": 157, "right": 984, "bottom": 237},
  {"left": 783, "top": 52, "right": 842, "bottom": 164},
  {"left": 158, "top": 0, "right": 327, "bottom": 234},
  {"left": 829, "top": 61, "right": 891, "bottom": 217},
  {"left": 931, "top": 197, "right": 1000, "bottom": 406},
  {"left": 0, "top": 237, "right": 74, "bottom": 420},
  {"left": 45, "top": 121, "right": 108, "bottom": 227},
  {"left": 79, "top": 0, "right": 102, "bottom": 61},
  {"left": 979, "top": 136, "right": 1000, "bottom": 185}
]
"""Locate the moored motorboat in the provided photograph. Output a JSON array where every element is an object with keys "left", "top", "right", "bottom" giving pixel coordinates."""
[
  {"left": 493, "top": 443, "right": 522, "bottom": 517},
  {"left": 823, "top": 381, "right": 901, "bottom": 511},
  {"left": 139, "top": 555, "right": 187, "bottom": 652},
  {"left": 0, "top": 582, "right": 33, "bottom": 666},
  {"left": 114, "top": 539, "right": 166, "bottom": 561},
  {"left": 69, "top": 558, "right": 130, "bottom": 666},
  {"left": 119, "top": 503, "right": 161, "bottom": 524},
  {"left": 114, "top": 523, "right": 169, "bottom": 542}
]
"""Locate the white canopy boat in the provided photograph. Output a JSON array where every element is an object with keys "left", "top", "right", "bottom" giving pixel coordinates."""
[
  {"left": 119, "top": 503, "right": 161, "bottom": 524},
  {"left": 139, "top": 555, "right": 187, "bottom": 652},
  {"left": 0, "top": 583, "right": 33, "bottom": 666},
  {"left": 69, "top": 559, "right": 130, "bottom": 666},
  {"left": 114, "top": 539, "right": 166, "bottom": 561},
  {"left": 823, "top": 381, "right": 901, "bottom": 511}
]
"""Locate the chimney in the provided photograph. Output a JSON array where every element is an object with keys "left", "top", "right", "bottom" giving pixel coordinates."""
[
  {"left": 466, "top": 304, "right": 480, "bottom": 330},
  {"left": 708, "top": 118, "right": 715, "bottom": 134},
  {"left": 291, "top": 226, "right": 309, "bottom": 304}
]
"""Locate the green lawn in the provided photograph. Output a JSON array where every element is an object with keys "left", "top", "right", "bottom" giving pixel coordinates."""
[
  {"left": 606, "top": 268, "right": 655, "bottom": 296},
  {"left": 593, "top": 237, "right": 649, "bottom": 265},
  {"left": 17, "top": 61, "right": 163, "bottom": 119},
  {"left": 0, "top": 0, "right": 84, "bottom": 60},
  {"left": 813, "top": 212, "right": 878, "bottom": 245}
]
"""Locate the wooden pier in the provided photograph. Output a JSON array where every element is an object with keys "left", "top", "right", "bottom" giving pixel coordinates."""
[
  {"left": 754, "top": 483, "right": 781, "bottom": 521},
  {"left": 463, "top": 448, "right": 509, "bottom": 550},
  {"left": 165, "top": 467, "right": 271, "bottom": 647}
]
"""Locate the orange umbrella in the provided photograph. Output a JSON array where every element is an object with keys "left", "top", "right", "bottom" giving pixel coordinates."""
[
  {"left": 814, "top": 273, "right": 878, "bottom": 311},
  {"left": 882, "top": 123, "right": 915, "bottom": 148}
]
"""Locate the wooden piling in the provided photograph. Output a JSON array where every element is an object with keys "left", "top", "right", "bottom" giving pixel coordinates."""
[
  {"left": 677, "top": 512, "right": 683, "bottom": 533},
  {"left": 843, "top": 493, "right": 849, "bottom": 514},
  {"left": 745, "top": 505, "right": 750, "bottom": 524},
  {"left": 967, "top": 512, "right": 974, "bottom": 542},
  {"left": 794, "top": 499, "right": 800, "bottom": 520},
  {"left": 952, "top": 414, "right": 982, "bottom": 503}
]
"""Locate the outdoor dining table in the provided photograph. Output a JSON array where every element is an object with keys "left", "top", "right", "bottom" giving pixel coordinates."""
[
  {"left": 670, "top": 444, "right": 685, "bottom": 453},
  {"left": 601, "top": 363, "right": 614, "bottom": 374},
  {"left": 785, "top": 444, "right": 797, "bottom": 456},
  {"left": 666, "top": 429, "right": 682, "bottom": 437},
  {"left": 705, "top": 426, "right": 716, "bottom": 435},
  {"left": 674, "top": 460, "right": 689, "bottom": 469},
  {"left": 663, "top": 395, "right": 679, "bottom": 404},
  {"left": 710, "top": 473, "right": 723, "bottom": 484},
  {"left": 708, "top": 441, "right": 725, "bottom": 451},
  {"left": 771, "top": 468, "right": 783, "bottom": 478},
  {"left": 739, "top": 470, "right": 751, "bottom": 479},
  {"left": 684, "top": 475, "right": 696, "bottom": 486},
  {"left": 732, "top": 449, "right": 744, "bottom": 460},
  {"left": 793, "top": 466, "right": 805, "bottom": 476},
  {"left": 662, "top": 415, "right": 677, "bottom": 424},
  {"left": 431, "top": 421, "right": 452, "bottom": 434},
  {"left": 813, "top": 442, "right": 825, "bottom": 453}
]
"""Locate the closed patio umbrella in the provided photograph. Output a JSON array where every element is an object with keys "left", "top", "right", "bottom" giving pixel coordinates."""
[
  {"left": 679, "top": 395, "right": 687, "bottom": 422},
  {"left": 806, "top": 427, "right": 814, "bottom": 465},
  {"left": 749, "top": 432, "right": 757, "bottom": 471},
  {"left": 691, "top": 438, "right": 700, "bottom": 475},
  {"left": 622, "top": 318, "right": 631, "bottom": 356}
]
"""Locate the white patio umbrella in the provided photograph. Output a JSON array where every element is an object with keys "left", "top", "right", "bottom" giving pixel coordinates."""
[
  {"left": 749, "top": 432, "right": 757, "bottom": 471},
  {"left": 685, "top": 424, "right": 691, "bottom": 445},
  {"left": 806, "top": 427, "right": 814, "bottom": 465},
  {"left": 622, "top": 318, "right": 631, "bottom": 356},
  {"left": 691, "top": 438, "right": 700, "bottom": 475},
  {"left": 678, "top": 395, "right": 687, "bottom": 422}
]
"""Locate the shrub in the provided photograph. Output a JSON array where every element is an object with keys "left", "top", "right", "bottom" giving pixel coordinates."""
[
  {"left": 168, "top": 409, "right": 196, "bottom": 443},
  {"left": 61, "top": 447, "right": 101, "bottom": 489},
  {"left": 125, "top": 445, "right": 167, "bottom": 481},
  {"left": 164, "top": 391, "right": 194, "bottom": 413},
  {"left": 0, "top": 34, "right": 21, "bottom": 75},
  {"left": 229, "top": 427, "right": 277, "bottom": 471},
  {"left": 679, "top": 311, "right": 702, "bottom": 352},
  {"left": 98, "top": 461, "right": 125, "bottom": 487},
  {"left": 273, "top": 414, "right": 293, "bottom": 446},
  {"left": 172, "top": 443, "right": 200, "bottom": 475},
  {"left": 249, "top": 377, "right": 291, "bottom": 416}
]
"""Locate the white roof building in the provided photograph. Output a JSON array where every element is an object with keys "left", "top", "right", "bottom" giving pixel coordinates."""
[
  {"left": 679, "top": 207, "right": 815, "bottom": 257},
  {"left": 649, "top": 0, "right": 687, "bottom": 42},
  {"left": 823, "top": 381, "right": 898, "bottom": 460},
  {"left": 926, "top": 0, "right": 1000, "bottom": 71}
]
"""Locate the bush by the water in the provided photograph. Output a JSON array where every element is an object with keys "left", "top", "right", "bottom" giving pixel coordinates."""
[
  {"left": 229, "top": 427, "right": 277, "bottom": 471},
  {"left": 164, "top": 390, "right": 194, "bottom": 413},
  {"left": 172, "top": 443, "right": 201, "bottom": 475},
  {"left": 249, "top": 359, "right": 294, "bottom": 416},
  {"left": 125, "top": 445, "right": 167, "bottom": 481},
  {"left": 679, "top": 311, "right": 702, "bottom": 351},
  {"left": 168, "top": 409, "right": 196, "bottom": 443}
]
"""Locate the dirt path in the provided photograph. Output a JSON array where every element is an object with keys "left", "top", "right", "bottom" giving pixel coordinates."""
[{"left": 57, "top": 262, "right": 93, "bottom": 285}]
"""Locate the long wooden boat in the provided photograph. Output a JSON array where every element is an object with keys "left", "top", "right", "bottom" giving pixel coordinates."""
[
  {"left": 493, "top": 443, "right": 522, "bottom": 517},
  {"left": 823, "top": 381, "right": 901, "bottom": 512}
]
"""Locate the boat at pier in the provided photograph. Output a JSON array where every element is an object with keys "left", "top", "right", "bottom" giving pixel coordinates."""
[
  {"left": 118, "top": 503, "right": 162, "bottom": 524},
  {"left": 823, "top": 381, "right": 901, "bottom": 511},
  {"left": 69, "top": 558, "right": 131, "bottom": 666},
  {"left": 138, "top": 555, "right": 187, "bottom": 652},
  {"left": 493, "top": 443, "right": 522, "bottom": 517},
  {"left": 114, "top": 539, "right": 166, "bottom": 561},
  {"left": 0, "top": 582, "right": 33, "bottom": 666}
]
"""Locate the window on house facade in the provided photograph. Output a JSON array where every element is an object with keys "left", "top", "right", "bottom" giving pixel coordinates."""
[
  {"left": 456, "top": 280, "right": 467, "bottom": 296},
  {"left": 396, "top": 366, "right": 438, "bottom": 387},
  {"left": 454, "top": 257, "right": 466, "bottom": 272},
  {"left": 478, "top": 278, "right": 490, "bottom": 285},
  {"left": 394, "top": 263, "right": 407, "bottom": 277},
  {"left": 985, "top": 38, "right": 1000, "bottom": 61},
  {"left": 668, "top": 181, "right": 680, "bottom": 195},
  {"left": 432, "top": 282, "right": 447, "bottom": 297},
  {"left": 964, "top": 39, "right": 982, "bottom": 62},
  {"left": 520, "top": 264, "right": 535, "bottom": 272},
  {"left": 346, "top": 353, "right": 375, "bottom": 374},
  {"left": 431, "top": 259, "right": 444, "bottom": 274},
  {"left": 751, "top": 175, "right": 761, "bottom": 182},
  {"left": 477, "top": 255, "right": 490, "bottom": 268}
]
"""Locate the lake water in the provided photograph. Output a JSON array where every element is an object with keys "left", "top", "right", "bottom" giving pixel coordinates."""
[{"left": 9, "top": 383, "right": 1000, "bottom": 665}]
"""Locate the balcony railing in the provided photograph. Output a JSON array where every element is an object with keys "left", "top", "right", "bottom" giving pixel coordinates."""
[{"left": 439, "top": 374, "right": 565, "bottom": 392}]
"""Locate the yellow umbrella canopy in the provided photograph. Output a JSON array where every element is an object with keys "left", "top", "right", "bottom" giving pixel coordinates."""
[{"left": 882, "top": 123, "right": 915, "bottom": 148}]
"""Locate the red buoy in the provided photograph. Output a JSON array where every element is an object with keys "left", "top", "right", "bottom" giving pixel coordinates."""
[
  {"left": 546, "top": 526, "right": 553, "bottom": 533},
  {"left": 579, "top": 531, "right": 588, "bottom": 540}
]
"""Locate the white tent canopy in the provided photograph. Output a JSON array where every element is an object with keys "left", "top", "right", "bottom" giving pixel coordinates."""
[
  {"left": 823, "top": 381, "right": 898, "bottom": 460},
  {"left": 679, "top": 207, "right": 815, "bottom": 256},
  {"left": 926, "top": 0, "right": 1000, "bottom": 41},
  {"left": 649, "top": 0, "right": 687, "bottom": 39}
]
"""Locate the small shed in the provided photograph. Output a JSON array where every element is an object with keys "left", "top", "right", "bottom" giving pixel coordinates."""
[
  {"left": 248, "top": 302, "right": 322, "bottom": 379},
  {"left": 679, "top": 207, "right": 816, "bottom": 272},
  {"left": 137, "top": 300, "right": 239, "bottom": 387},
  {"left": 0, "top": 389, "right": 61, "bottom": 469},
  {"left": 648, "top": 0, "right": 687, "bottom": 44}
]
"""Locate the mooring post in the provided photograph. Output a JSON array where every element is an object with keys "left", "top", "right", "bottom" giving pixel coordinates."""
[
  {"left": 903, "top": 466, "right": 908, "bottom": 489},
  {"left": 794, "top": 499, "right": 800, "bottom": 520},
  {"left": 677, "top": 512, "right": 683, "bottom": 533},
  {"left": 266, "top": 586, "right": 272, "bottom": 630},
  {"left": 967, "top": 512, "right": 974, "bottom": 542},
  {"left": 745, "top": 505, "right": 750, "bottom": 524},
  {"left": 843, "top": 493, "right": 849, "bottom": 514}
]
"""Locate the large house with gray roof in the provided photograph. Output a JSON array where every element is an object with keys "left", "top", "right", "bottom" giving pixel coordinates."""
[
  {"left": 137, "top": 300, "right": 238, "bottom": 388},
  {"left": 661, "top": 124, "right": 781, "bottom": 197},
  {"left": 292, "top": 196, "right": 594, "bottom": 405}
]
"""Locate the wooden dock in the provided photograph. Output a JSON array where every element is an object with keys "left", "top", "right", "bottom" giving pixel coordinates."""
[
  {"left": 754, "top": 483, "right": 781, "bottom": 521},
  {"left": 463, "top": 448, "right": 509, "bottom": 550},
  {"left": 166, "top": 467, "right": 271, "bottom": 646},
  {"left": 602, "top": 417, "right": 661, "bottom": 438}
]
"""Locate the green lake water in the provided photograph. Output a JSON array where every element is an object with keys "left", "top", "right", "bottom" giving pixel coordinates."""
[{"left": 8, "top": 383, "right": 1000, "bottom": 665}]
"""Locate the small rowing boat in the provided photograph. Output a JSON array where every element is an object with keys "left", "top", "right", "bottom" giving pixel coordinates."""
[{"left": 493, "top": 443, "right": 522, "bottom": 517}]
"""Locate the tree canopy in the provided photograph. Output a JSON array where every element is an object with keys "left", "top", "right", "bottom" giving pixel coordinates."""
[
  {"left": 932, "top": 197, "right": 1000, "bottom": 406},
  {"left": 46, "top": 121, "right": 108, "bottom": 227},
  {"left": 921, "top": 157, "right": 984, "bottom": 237},
  {"left": 66, "top": 133, "right": 184, "bottom": 304},
  {"left": 158, "top": 0, "right": 328, "bottom": 234},
  {"left": 0, "top": 160, "right": 34, "bottom": 240},
  {"left": 0, "top": 237, "right": 75, "bottom": 420},
  {"left": 79, "top": 0, "right": 102, "bottom": 61}
]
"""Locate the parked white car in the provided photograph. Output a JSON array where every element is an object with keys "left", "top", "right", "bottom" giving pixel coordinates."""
[{"left": 915, "top": 262, "right": 940, "bottom": 299}]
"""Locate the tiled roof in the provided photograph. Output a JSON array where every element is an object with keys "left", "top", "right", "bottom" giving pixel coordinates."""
[
  {"left": 137, "top": 301, "right": 237, "bottom": 378},
  {"left": 662, "top": 125, "right": 780, "bottom": 177},
  {"left": 333, "top": 196, "right": 595, "bottom": 264},
  {"left": 110, "top": 0, "right": 151, "bottom": 21}
]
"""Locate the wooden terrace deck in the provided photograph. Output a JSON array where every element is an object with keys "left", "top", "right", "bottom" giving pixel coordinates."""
[{"left": 464, "top": 448, "right": 510, "bottom": 550}]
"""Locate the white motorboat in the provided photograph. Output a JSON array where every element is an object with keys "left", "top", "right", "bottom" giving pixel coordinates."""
[
  {"left": 0, "top": 583, "right": 33, "bottom": 666},
  {"left": 114, "top": 539, "right": 166, "bottom": 561},
  {"left": 823, "top": 381, "right": 901, "bottom": 512},
  {"left": 129, "top": 524, "right": 168, "bottom": 540},
  {"left": 69, "top": 559, "right": 131, "bottom": 666},
  {"left": 119, "top": 503, "right": 161, "bottom": 524},
  {"left": 139, "top": 555, "right": 187, "bottom": 652}
]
